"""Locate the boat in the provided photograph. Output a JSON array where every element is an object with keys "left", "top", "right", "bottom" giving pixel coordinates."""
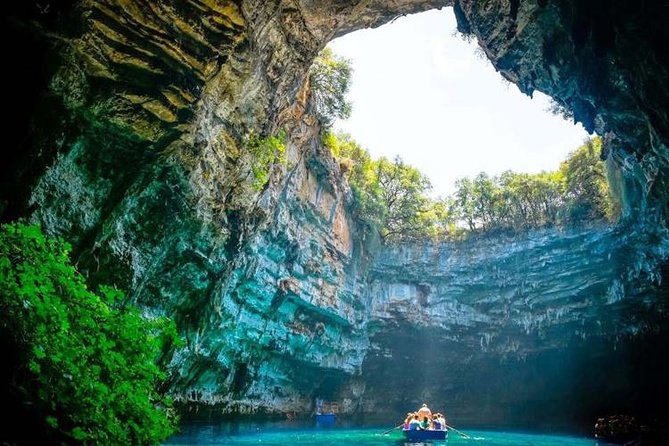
[
  {"left": 402, "top": 429, "right": 448, "bottom": 441},
  {"left": 315, "top": 413, "right": 336, "bottom": 425},
  {"left": 314, "top": 400, "right": 338, "bottom": 426},
  {"left": 594, "top": 415, "right": 640, "bottom": 445}
]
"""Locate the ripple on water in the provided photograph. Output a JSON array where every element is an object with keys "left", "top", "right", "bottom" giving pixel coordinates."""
[{"left": 165, "top": 425, "right": 596, "bottom": 446}]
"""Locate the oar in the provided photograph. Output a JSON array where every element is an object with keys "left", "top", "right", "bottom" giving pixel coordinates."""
[
  {"left": 381, "top": 423, "right": 403, "bottom": 435},
  {"left": 444, "top": 423, "right": 470, "bottom": 439}
]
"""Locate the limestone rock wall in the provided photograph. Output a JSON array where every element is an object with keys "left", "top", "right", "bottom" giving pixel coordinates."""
[
  {"left": 361, "top": 223, "right": 669, "bottom": 424},
  {"left": 369, "top": 225, "right": 667, "bottom": 350},
  {"left": 5, "top": 0, "right": 448, "bottom": 415}
]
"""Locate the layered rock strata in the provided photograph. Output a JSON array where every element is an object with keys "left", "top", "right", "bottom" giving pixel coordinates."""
[{"left": 362, "top": 223, "right": 669, "bottom": 424}]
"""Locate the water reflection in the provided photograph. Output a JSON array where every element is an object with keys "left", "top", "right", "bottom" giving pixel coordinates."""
[{"left": 402, "top": 442, "right": 447, "bottom": 446}]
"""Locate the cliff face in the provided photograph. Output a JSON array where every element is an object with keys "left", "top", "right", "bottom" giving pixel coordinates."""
[
  {"left": 3, "top": 0, "right": 669, "bottom": 425},
  {"left": 363, "top": 224, "right": 669, "bottom": 424}
]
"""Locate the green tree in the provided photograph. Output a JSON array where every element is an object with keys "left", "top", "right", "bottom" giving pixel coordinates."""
[
  {"left": 309, "top": 48, "right": 353, "bottom": 126},
  {"left": 559, "top": 137, "right": 613, "bottom": 222},
  {"left": 420, "top": 197, "right": 456, "bottom": 240},
  {"left": 534, "top": 171, "right": 564, "bottom": 226},
  {"left": 451, "top": 147, "right": 611, "bottom": 235},
  {"left": 472, "top": 172, "right": 500, "bottom": 230},
  {"left": 497, "top": 170, "right": 564, "bottom": 230},
  {"left": 452, "top": 177, "right": 478, "bottom": 231},
  {"left": 376, "top": 156, "right": 433, "bottom": 242},
  {"left": 0, "top": 223, "right": 179, "bottom": 445},
  {"left": 324, "top": 133, "right": 440, "bottom": 242}
]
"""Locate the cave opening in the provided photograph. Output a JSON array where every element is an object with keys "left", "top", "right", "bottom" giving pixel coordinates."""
[
  {"left": 312, "top": 5, "right": 669, "bottom": 433},
  {"left": 327, "top": 8, "right": 589, "bottom": 198}
]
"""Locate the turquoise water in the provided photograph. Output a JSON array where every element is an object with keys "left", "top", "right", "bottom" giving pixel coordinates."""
[{"left": 166, "top": 425, "right": 598, "bottom": 445}]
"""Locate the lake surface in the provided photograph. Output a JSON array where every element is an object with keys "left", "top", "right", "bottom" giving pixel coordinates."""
[{"left": 165, "top": 423, "right": 599, "bottom": 446}]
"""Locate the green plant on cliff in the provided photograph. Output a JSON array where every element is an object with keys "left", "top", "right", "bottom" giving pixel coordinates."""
[
  {"left": 246, "top": 130, "right": 287, "bottom": 191},
  {"left": 323, "top": 131, "right": 385, "bottom": 235},
  {"left": 324, "top": 132, "right": 446, "bottom": 242},
  {"left": 309, "top": 47, "right": 353, "bottom": 126},
  {"left": 559, "top": 136, "right": 617, "bottom": 222},
  {"left": 546, "top": 97, "right": 575, "bottom": 121},
  {"left": 0, "top": 222, "right": 179, "bottom": 445}
]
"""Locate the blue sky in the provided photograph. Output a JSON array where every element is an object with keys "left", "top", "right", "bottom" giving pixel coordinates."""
[{"left": 328, "top": 7, "right": 589, "bottom": 196}]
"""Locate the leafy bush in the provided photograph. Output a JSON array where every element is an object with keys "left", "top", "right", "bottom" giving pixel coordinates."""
[
  {"left": 246, "top": 130, "right": 287, "bottom": 191},
  {"left": 309, "top": 48, "right": 353, "bottom": 126},
  {"left": 0, "top": 222, "right": 179, "bottom": 445}
]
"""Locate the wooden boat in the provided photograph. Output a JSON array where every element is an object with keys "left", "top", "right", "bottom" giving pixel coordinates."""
[{"left": 402, "top": 429, "right": 448, "bottom": 441}]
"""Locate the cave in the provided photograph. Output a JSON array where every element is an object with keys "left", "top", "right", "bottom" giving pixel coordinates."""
[{"left": 1, "top": 0, "right": 668, "bottom": 442}]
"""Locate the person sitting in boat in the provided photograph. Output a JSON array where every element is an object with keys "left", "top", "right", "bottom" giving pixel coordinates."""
[
  {"left": 432, "top": 413, "right": 443, "bottom": 430},
  {"left": 437, "top": 413, "right": 447, "bottom": 430},
  {"left": 403, "top": 413, "right": 414, "bottom": 430},
  {"left": 408, "top": 414, "right": 421, "bottom": 430},
  {"left": 419, "top": 416, "right": 430, "bottom": 430},
  {"left": 417, "top": 403, "right": 432, "bottom": 421}
]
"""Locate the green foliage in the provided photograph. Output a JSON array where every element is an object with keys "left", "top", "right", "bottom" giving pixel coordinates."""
[
  {"left": 246, "top": 130, "right": 287, "bottom": 191},
  {"left": 326, "top": 132, "right": 615, "bottom": 243},
  {"left": 0, "top": 223, "right": 179, "bottom": 445},
  {"left": 450, "top": 137, "right": 616, "bottom": 233},
  {"left": 309, "top": 48, "right": 353, "bottom": 126},
  {"left": 500, "top": 170, "right": 564, "bottom": 229},
  {"left": 376, "top": 156, "right": 435, "bottom": 242},
  {"left": 323, "top": 131, "right": 385, "bottom": 235},
  {"left": 559, "top": 136, "right": 617, "bottom": 221},
  {"left": 325, "top": 132, "right": 449, "bottom": 242},
  {"left": 546, "top": 97, "right": 575, "bottom": 121}
]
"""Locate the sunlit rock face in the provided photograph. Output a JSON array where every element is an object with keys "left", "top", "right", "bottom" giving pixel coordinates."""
[{"left": 3, "top": 0, "right": 669, "bottom": 425}]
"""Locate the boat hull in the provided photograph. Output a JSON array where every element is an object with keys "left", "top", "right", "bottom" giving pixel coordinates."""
[
  {"left": 595, "top": 434, "right": 640, "bottom": 445},
  {"left": 315, "top": 414, "right": 336, "bottom": 425},
  {"left": 402, "top": 429, "right": 447, "bottom": 441}
]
